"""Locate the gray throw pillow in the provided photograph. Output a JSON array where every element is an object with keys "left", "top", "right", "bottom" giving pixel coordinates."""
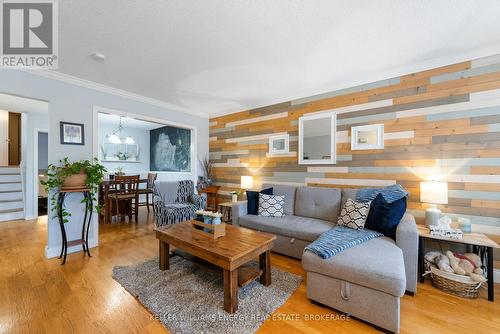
[{"left": 337, "top": 198, "right": 371, "bottom": 230}]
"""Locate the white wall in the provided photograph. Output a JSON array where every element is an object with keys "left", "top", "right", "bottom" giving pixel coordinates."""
[
  {"left": 0, "top": 70, "right": 209, "bottom": 259},
  {"left": 98, "top": 123, "right": 150, "bottom": 174}
]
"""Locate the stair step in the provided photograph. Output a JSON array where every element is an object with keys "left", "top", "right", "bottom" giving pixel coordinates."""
[
  {"left": 0, "top": 191, "right": 23, "bottom": 201},
  {"left": 0, "top": 174, "right": 21, "bottom": 182},
  {"left": 0, "top": 167, "right": 20, "bottom": 175},
  {"left": 0, "top": 208, "right": 23, "bottom": 214},
  {"left": 0, "top": 210, "right": 24, "bottom": 222},
  {"left": 0, "top": 183, "right": 22, "bottom": 192},
  {"left": 0, "top": 200, "right": 23, "bottom": 210}
]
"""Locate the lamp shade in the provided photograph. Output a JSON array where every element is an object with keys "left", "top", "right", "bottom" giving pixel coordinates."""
[
  {"left": 240, "top": 175, "right": 253, "bottom": 189},
  {"left": 108, "top": 133, "right": 122, "bottom": 144},
  {"left": 420, "top": 181, "right": 448, "bottom": 205},
  {"left": 124, "top": 136, "right": 135, "bottom": 144}
]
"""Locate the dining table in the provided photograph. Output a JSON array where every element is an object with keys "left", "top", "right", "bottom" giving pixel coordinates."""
[{"left": 99, "top": 177, "right": 148, "bottom": 224}]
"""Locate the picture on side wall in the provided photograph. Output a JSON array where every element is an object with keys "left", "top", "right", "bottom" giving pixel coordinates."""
[
  {"left": 150, "top": 125, "right": 191, "bottom": 172},
  {"left": 351, "top": 124, "right": 384, "bottom": 150},
  {"left": 60, "top": 122, "right": 84, "bottom": 145}
]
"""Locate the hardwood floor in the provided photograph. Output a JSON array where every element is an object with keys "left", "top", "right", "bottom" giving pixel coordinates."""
[{"left": 0, "top": 209, "right": 499, "bottom": 334}]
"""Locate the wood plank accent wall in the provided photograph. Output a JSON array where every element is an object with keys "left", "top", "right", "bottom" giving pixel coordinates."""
[{"left": 209, "top": 54, "right": 500, "bottom": 232}]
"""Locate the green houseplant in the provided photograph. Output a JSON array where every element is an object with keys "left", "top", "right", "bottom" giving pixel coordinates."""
[{"left": 41, "top": 158, "right": 107, "bottom": 223}]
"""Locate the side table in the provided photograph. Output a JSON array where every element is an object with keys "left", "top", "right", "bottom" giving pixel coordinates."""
[
  {"left": 218, "top": 201, "right": 247, "bottom": 225},
  {"left": 57, "top": 188, "right": 94, "bottom": 265},
  {"left": 199, "top": 185, "right": 220, "bottom": 211},
  {"left": 417, "top": 225, "right": 499, "bottom": 301}
]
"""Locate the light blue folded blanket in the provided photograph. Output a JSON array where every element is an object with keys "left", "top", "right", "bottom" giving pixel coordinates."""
[
  {"left": 305, "top": 226, "right": 383, "bottom": 259},
  {"left": 356, "top": 184, "right": 408, "bottom": 203}
]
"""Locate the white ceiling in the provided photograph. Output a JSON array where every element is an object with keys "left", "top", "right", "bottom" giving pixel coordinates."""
[
  {"left": 55, "top": 0, "right": 500, "bottom": 117},
  {"left": 98, "top": 112, "right": 163, "bottom": 130},
  {"left": 0, "top": 93, "right": 48, "bottom": 114}
]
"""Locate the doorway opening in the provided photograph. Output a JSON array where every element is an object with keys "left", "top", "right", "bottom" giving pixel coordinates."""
[{"left": 0, "top": 92, "right": 49, "bottom": 222}]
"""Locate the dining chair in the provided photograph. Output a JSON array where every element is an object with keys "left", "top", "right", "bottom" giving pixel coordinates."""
[
  {"left": 107, "top": 175, "right": 140, "bottom": 223},
  {"left": 138, "top": 172, "right": 157, "bottom": 213}
]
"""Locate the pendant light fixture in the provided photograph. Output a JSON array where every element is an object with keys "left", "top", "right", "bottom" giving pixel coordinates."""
[{"left": 106, "top": 116, "right": 135, "bottom": 144}]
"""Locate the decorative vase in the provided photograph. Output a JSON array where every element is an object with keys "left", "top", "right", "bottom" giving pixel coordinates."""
[
  {"left": 62, "top": 169, "right": 87, "bottom": 189},
  {"left": 231, "top": 194, "right": 238, "bottom": 203},
  {"left": 212, "top": 217, "right": 221, "bottom": 225},
  {"left": 203, "top": 216, "right": 212, "bottom": 225}
]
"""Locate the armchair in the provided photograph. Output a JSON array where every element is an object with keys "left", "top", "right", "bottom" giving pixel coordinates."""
[{"left": 153, "top": 180, "right": 207, "bottom": 227}]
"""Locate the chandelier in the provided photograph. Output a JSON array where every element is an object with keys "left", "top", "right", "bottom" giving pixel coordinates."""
[{"left": 106, "top": 116, "right": 135, "bottom": 144}]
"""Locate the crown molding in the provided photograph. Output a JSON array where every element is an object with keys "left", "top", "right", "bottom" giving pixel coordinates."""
[
  {"left": 210, "top": 45, "right": 500, "bottom": 119},
  {"left": 21, "top": 69, "right": 209, "bottom": 119}
]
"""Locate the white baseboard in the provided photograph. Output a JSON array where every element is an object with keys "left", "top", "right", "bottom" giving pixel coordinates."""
[
  {"left": 45, "top": 238, "right": 97, "bottom": 259},
  {"left": 495, "top": 269, "right": 500, "bottom": 284}
]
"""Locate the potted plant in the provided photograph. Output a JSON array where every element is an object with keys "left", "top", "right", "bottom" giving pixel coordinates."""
[
  {"left": 115, "top": 166, "right": 125, "bottom": 176},
  {"left": 229, "top": 189, "right": 243, "bottom": 203},
  {"left": 41, "top": 158, "right": 107, "bottom": 223}
]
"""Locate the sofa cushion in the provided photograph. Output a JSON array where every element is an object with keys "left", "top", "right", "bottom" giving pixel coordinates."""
[
  {"left": 302, "top": 237, "right": 406, "bottom": 297},
  {"left": 341, "top": 188, "right": 358, "bottom": 207},
  {"left": 365, "top": 193, "right": 407, "bottom": 240},
  {"left": 246, "top": 187, "right": 273, "bottom": 215},
  {"left": 295, "top": 186, "right": 341, "bottom": 222},
  {"left": 337, "top": 198, "right": 371, "bottom": 230},
  {"left": 239, "top": 214, "right": 333, "bottom": 242},
  {"left": 262, "top": 183, "right": 297, "bottom": 215}
]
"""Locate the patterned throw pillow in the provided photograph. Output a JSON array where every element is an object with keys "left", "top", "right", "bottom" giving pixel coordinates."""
[
  {"left": 258, "top": 194, "right": 285, "bottom": 217},
  {"left": 337, "top": 198, "right": 371, "bottom": 230}
]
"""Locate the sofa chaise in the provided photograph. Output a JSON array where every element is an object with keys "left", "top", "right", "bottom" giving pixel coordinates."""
[{"left": 231, "top": 183, "right": 418, "bottom": 333}]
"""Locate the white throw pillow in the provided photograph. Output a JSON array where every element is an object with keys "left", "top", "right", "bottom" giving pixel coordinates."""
[
  {"left": 337, "top": 198, "right": 371, "bottom": 230},
  {"left": 258, "top": 193, "right": 285, "bottom": 217}
]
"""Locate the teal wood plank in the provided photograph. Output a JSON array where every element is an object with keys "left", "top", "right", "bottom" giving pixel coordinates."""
[{"left": 430, "top": 63, "right": 500, "bottom": 84}]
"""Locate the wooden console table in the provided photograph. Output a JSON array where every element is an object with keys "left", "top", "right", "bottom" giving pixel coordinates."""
[
  {"left": 57, "top": 188, "right": 93, "bottom": 265},
  {"left": 417, "top": 225, "right": 499, "bottom": 301}
]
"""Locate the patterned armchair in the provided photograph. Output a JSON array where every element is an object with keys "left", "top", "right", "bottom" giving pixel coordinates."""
[{"left": 153, "top": 180, "right": 207, "bottom": 227}]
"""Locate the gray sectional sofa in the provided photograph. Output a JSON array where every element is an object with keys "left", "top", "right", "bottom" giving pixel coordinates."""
[{"left": 231, "top": 183, "right": 418, "bottom": 333}]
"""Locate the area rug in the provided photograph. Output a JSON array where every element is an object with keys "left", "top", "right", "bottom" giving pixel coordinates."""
[{"left": 112, "top": 255, "right": 302, "bottom": 334}]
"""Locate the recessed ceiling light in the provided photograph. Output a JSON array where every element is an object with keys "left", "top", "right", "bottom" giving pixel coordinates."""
[{"left": 91, "top": 53, "right": 105, "bottom": 61}]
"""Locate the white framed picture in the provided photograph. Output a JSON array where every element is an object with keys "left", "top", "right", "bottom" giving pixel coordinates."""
[
  {"left": 351, "top": 124, "right": 384, "bottom": 150},
  {"left": 298, "top": 111, "right": 337, "bottom": 165},
  {"left": 268, "top": 134, "right": 289, "bottom": 155}
]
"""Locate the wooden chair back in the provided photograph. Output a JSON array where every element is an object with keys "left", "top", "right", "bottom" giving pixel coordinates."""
[
  {"left": 147, "top": 173, "right": 157, "bottom": 189},
  {"left": 114, "top": 175, "right": 140, "bottom": 196}
]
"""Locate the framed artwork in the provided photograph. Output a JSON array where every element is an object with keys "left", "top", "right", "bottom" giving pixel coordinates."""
[
  {"left": 150, "top": 125, "right": 192, "bottom": 172},
  {"left": 268, "top": 134, "right": 289, "bottom": 155},
  {"left": 60, "top": 122, "right": 84, "bottom": 145},
  {"left": 351, "top": 124, "right": 384, "bottom": 150}
]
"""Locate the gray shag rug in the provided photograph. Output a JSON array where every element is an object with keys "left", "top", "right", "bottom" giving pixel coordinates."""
[{"left": 112, "top": 255, "right": 302, "bottom": 334}]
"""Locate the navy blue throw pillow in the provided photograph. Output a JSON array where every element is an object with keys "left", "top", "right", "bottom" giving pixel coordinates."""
[
  {"left": 365, "top": 193, "right": 406, "bottom": 240},
  {"left": 246, "top": 188, "right": 273, "bottom": 215}
]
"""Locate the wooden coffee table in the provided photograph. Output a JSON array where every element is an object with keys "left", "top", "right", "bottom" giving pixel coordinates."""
[{"left": 155, "top": 221, "right": 276, "bottom": 313}]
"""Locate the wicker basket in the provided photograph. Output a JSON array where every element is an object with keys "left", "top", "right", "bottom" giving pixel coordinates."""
[{"left": 425, "top": 265, "right": 482, "bottom": 299}]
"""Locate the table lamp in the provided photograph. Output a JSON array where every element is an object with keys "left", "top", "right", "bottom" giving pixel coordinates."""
[
  {"left": 420, "top": 181, "right": 448, "bottom": 226},
  {"left": 240, "top": 175, "right": 254, "bottom": 190}
]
